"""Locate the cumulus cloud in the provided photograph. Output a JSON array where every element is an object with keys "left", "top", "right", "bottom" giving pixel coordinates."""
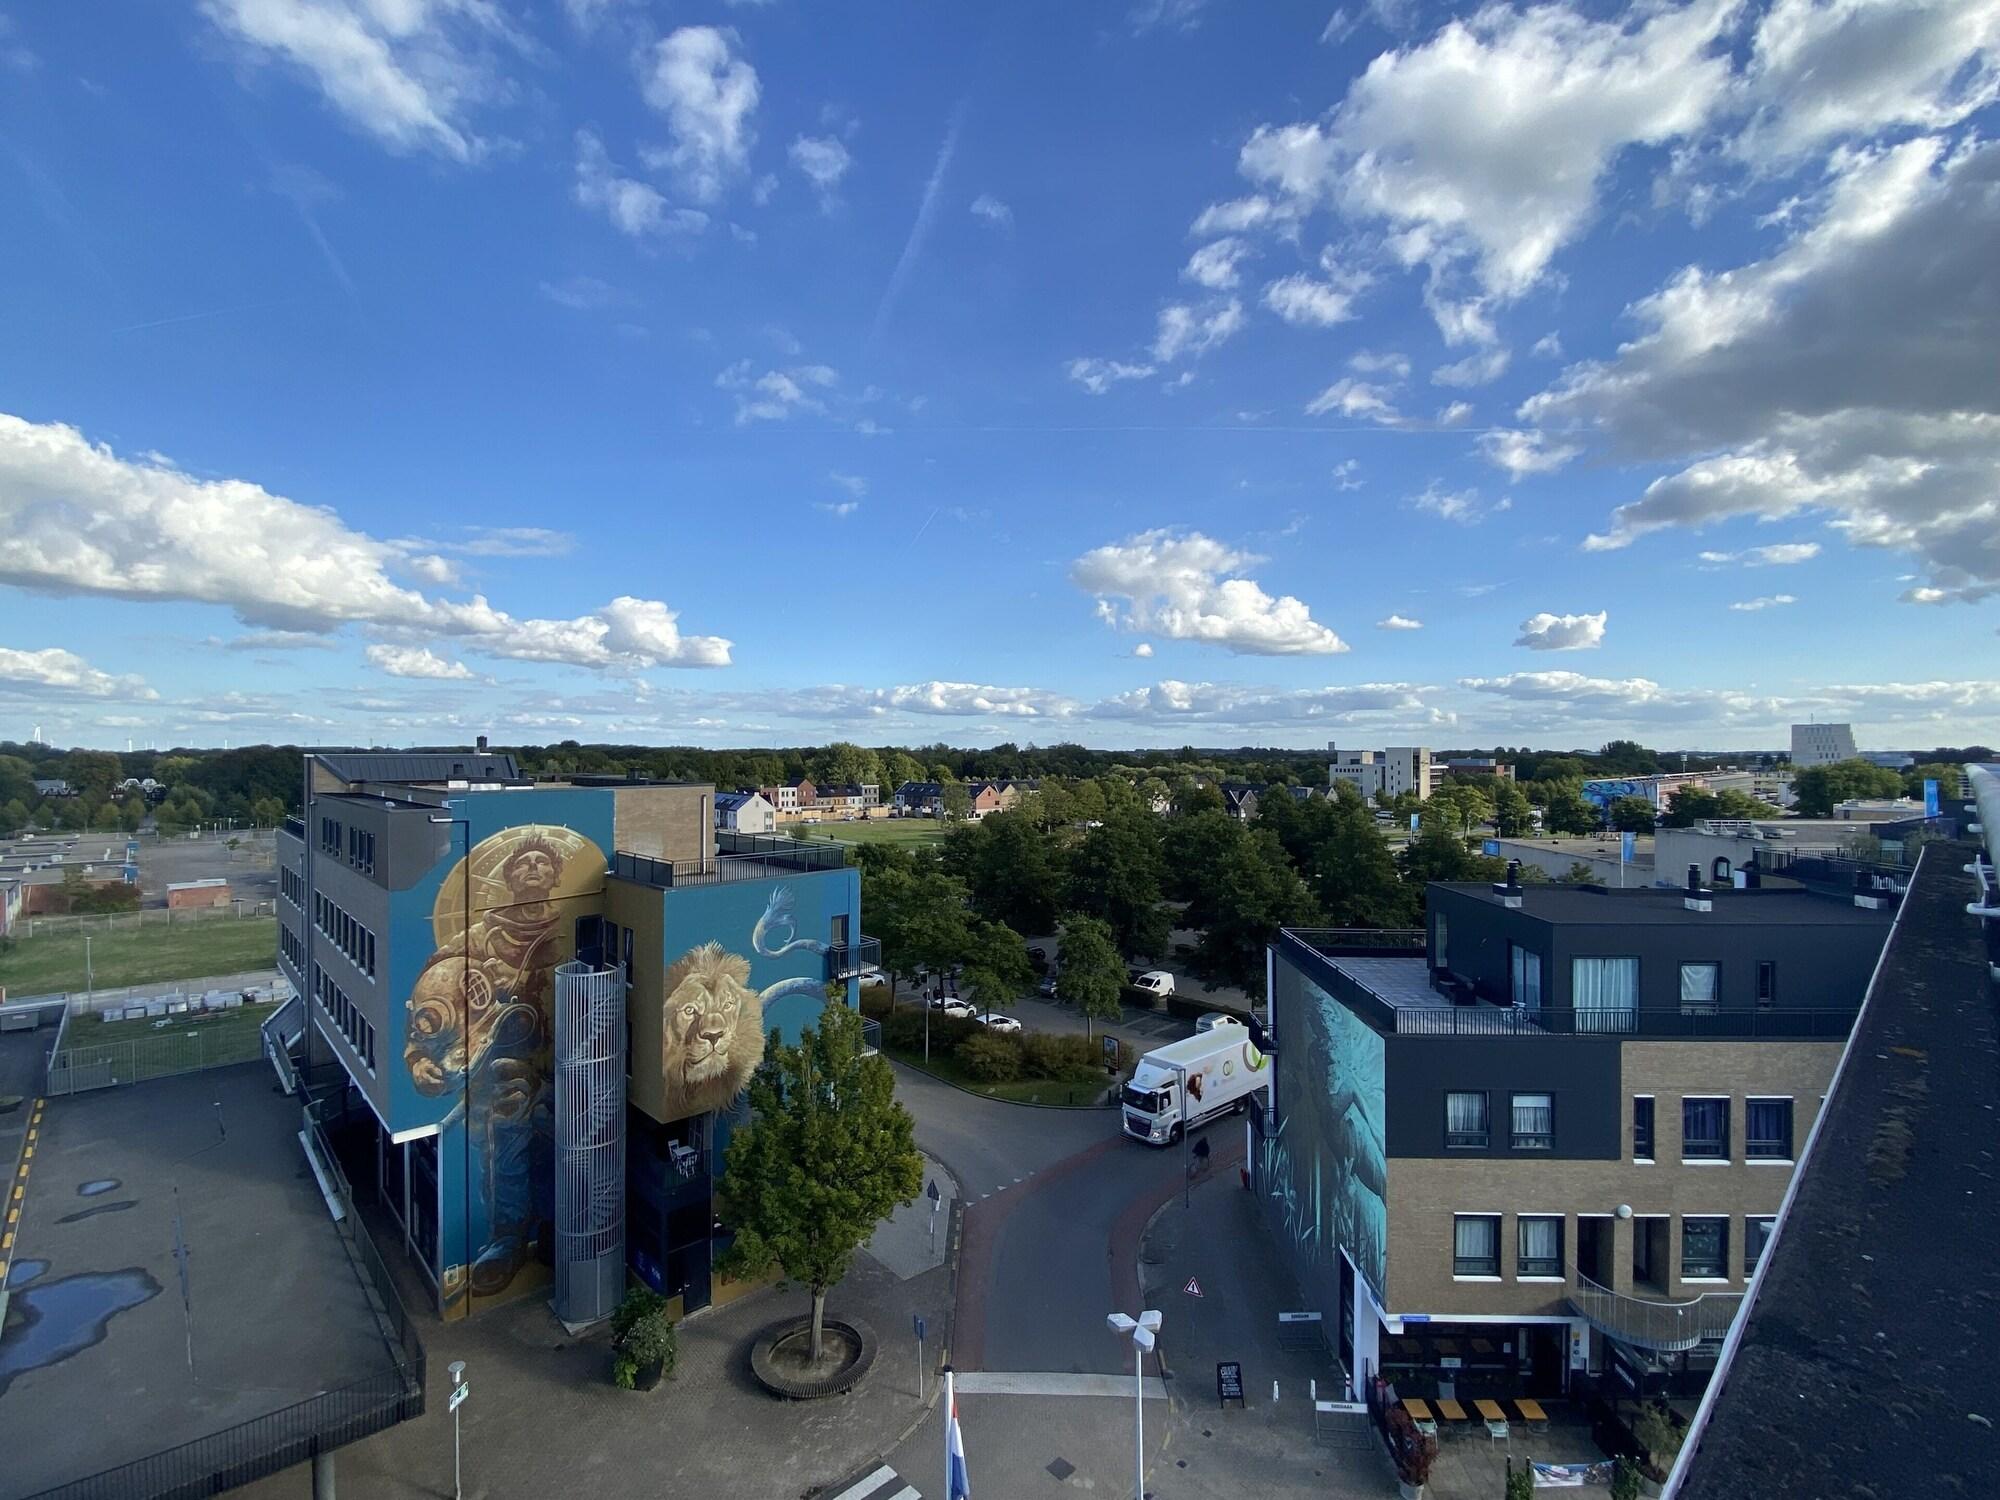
[
  {"left": 1377, "top": 614, "right": 1423, "bottom": 630},
  {"left": 0, "top": 645, "right": 154, "bottom": 699},
  {"left": 200, "top": 0, "right": 519, "bottom": 163},
  {"left": 575, "top": 131, "right": 707, "bottom": 238},
  {"left": 0, "top": 412, "right": 731, "bottom": 670},
  {"left": 1437, "top": 401, "right": 1474, "bottom": 427},
  {"left": 1514, "top": 610, "right": 1608, "bottom": 651},
  {"left": 1090, "top": 678, "right": 1431, "bottom": 725},
  {"left": 1133, "top": 642, "right": 1155, "bottom": 657},
  {"left": 1699, "top": 542, "right": 1822, "bottom": 566},
  {"left": 1153, "top": 299, "right": 1245, "bottom": 362},
  {"left": 1184, "top": 238, "right": 1254, "bottom": 290},
  {"left": 1263, "top": 272, "right": 1362, "bottom": 327},
  {"left": 365, "top": 643, "right": 475, "bottom": 680},
  {"left": 715, "top": 359, "right": 838, "bottom": 423},
  {"left": 815, "top": 500, "right": 860, "bottom": 519},
  {"left": 1480, "top": 428, "right": 1580, "bottom": 477},
  {"left": 1729, "top": 594, "right": 1797, "bottom": 611},
  {"left": 789, "top": 134, "right": 851, "bottom": 202},
  {"left": 970, "top": 193, "right": 1012, "bottom": 227},
  {"left": 1071, "top": 529, "right": 1348, "bottom": 656},
  {"left": 1066, "top": 357, "right": 1156, "bottom": 394},
  {"left": 1433, "top": 347, "right": 1511, "bottom": 387},
  {"left": 640, "top": 26, "right": 759, "bottom": 203},
  {"left": 1408, "top": 482, "right": 1484, "bottom": 523},
  {"left": 1306, "top": 378, "right": 1400, "bottom": 424}
]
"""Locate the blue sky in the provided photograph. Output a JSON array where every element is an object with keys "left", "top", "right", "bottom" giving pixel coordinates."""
[{"left": 2, "top": 0, "right": 1997, "bottom": 751}]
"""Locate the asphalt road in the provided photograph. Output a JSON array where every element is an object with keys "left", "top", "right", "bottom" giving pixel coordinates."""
[{"left": 889, "top": 1059, "right": 1105, "bottom": 1199}]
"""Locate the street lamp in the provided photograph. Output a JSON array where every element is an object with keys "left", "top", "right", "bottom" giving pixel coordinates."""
[{"left": 1107, "top": 1309, "right": 1161, "bottom": 1500}]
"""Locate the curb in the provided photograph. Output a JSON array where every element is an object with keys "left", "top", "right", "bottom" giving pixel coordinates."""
[{"left": 887, "top": 1055, "right": 1118, "bottom": 1111}]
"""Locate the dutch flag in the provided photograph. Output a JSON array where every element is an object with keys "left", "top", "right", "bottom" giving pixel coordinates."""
[{"left": 945, "top": 1374, "right": 971, "bottom": 1499}]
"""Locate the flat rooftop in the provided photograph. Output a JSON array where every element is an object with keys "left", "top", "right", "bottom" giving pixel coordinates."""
[
  {"left": 1673, "top": 841, "right": 1997, "bottom": 1498},
  {"left": 0, "top": 1065, "right": 412, "bottom": 1497},
  {"left": 1434, "top": 881, "right": 1898, "bottom": 928}
]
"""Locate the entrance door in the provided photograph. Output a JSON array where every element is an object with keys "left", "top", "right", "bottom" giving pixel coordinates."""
[
  {"left": 1338, "top": 1254, "right": 1356, "bottom": 1376},
  {"left": 1524, "top": 1326, "right": 1566, "bottom": 1396},
  {"left": 1633, "top": 1217, "right": 1669, "bottom": 1294},
  {"left": 1576, "top": 1216, "right": 1614, "bottom": 1285}
]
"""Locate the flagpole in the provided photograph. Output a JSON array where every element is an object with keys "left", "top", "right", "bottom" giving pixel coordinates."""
[{"left": 943, "top": 1365, "right": 955, "bottom": 1500}]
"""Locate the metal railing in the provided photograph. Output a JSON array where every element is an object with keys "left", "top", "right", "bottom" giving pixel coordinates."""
[
  {"left": 613, "top": 838, "right": 846, "bottom": 889},
  {"left": 861, "top": 1017, "right": 881, "bottom": 1055},
  {"left": 46, "top": 1006, "right": 283, "bottom": 1095},
  {"left": 1568, "top": 1271, "right": 1743, "bottom": 1353},
  {"left": 1382, "top": 1005, "right": 1860, "bottom": 1039},
  {"left": 262, "top": 994, "right": 303, "bottom": 1095},
  {"left": 1286, "top": 927, "right": 1427, "bottom": 955},
  {"left": 829, "top": 936, "right": 881, "bottom": 977}
]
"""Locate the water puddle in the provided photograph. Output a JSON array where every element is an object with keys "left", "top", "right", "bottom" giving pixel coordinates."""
[
  {"left": 55, "top": 1202, "right": 137, "bottom": 1225},
  {"left": 0, "top": 1269, "right": 162, "bottom": 1397},
  {"left": 77, "top": 1180, "right": 120, "bottom": 1197},
  {"left": 4, "top": 1260, "right": 49, "bottom": 1289}
]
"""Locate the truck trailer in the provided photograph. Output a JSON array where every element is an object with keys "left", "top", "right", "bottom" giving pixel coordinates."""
[{"left": 1121, "top": 1028, "right": 1269, "bottom": 1145}]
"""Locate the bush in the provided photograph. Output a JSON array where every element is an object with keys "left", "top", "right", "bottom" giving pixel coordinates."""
[
  {"left": 957, "top": 1030, "right": 1024, "bottom": 1082},
  {"left": 1634, "top": 1404, "right": 1684, "bottom": 1474},
  {"left": 1385, "top": 1406, "right": 1438, "bottom": 1486},
  {"left": 881, "top": 1009, "right": 977, "bottom": 1057},
  {"left": 1609, "top": 1456, "right": 1642, "bottom": 1500},
  {"left": 610, "top": 1287, "right": 677, "bottom": 1389},
  {"left": 1506, "top": 1464, "right": 1533, "bottom": 1500}
]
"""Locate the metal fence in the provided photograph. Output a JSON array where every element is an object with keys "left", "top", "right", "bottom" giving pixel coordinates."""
[
  {"left": 1383, "top": 1005, "right": 1860, "bottom": 1040},
  {"left": 1568, "top": 1272, "right": 1742, "bottom": 1353},
  {"left": 45, "top": 1007, "right": 280, "bottom": 1095},
  {"left": 14, "top": 903, "right": 276, "bottom": 938}
]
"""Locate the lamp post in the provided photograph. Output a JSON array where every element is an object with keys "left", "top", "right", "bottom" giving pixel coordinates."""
[
  {"left": 1172, "top": 1061, "right": 1190, "bottom": 1208},
  {"left": 1107, "top": 1310, "right": 1161, "bottom": 1500}
]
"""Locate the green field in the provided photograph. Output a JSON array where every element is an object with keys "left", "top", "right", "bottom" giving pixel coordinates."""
[
  {"left": 0, "top": 917, "right": 278, "bottom": 998},
  {"left": 789, "top": 820, "right": 948, "bottom": 847},
  {"left": 54, "top": 1001, "right": 281, "bottom": 1083}
]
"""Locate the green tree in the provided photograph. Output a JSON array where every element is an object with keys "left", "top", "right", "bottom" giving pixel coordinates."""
[
  {"left": 1903, "top": 761, "right": 1961, "bottom": 805},
  {"left": 251, "top": 795, "right": 287, "bottom": 828},
  {"left": 940, "top": 781, "right": 971, "bottom": 821},
  {"left": 1398, "top": 827, "right": 1504, "bottom": 903},
  {"left": 1790, "top": 758, "right": 1908, "bottom": 817},
  {"left": 948, "top": 811, "right": 1061, "bottom": 936},
  {"left": 1066, "top": 811, "right": 1170, "bottom": 959},
  {"left": 1491, "top": 781, "right": 1536, "bottom": 837},
  {"left": 1541, "top": 785, "right": 1600, "bottom": 834},
  {"left": 866, "top": 862, "right": 972, "bottom": 1014},
  {"left": 0, "top": 798, "right": 28, "bottom": 835},
  {"left": 89, "top": 801, "right": 121, "bottom": 832},
  {"left": 0, "top": 754, "right": 34, "bottom": 807},
  {"left": 60, "top": 749, "right": 122, "bottom": 801},
  {"left": 1606, "top": 796, "right": 1657, "bottom": 834},
  {"left": 1660, "top": 787, "right": 1781, "bottom": 827},
  {"left": 716, "top": 1003, "right": 923, "bottom": 1363},
  {"left": 1300, "top": 792, "right": 1419, "bottom": 929},
  {"left": 1427, "top": 782, "right": 1493, "bottom": 834},
  {"left": 810, "top": 741, "right": 883, "bottom": 791},
  {"left": 1190, "top": 828, "right": 1320, "bottom": 997},
  {"left": 1161, "top": 810, "right": 1243, "bottom": 916},
  {"left": 1057, "top": 915, "right": 1125, "bottom": 1043},
  {"left": 1596, "top": 739, "right": 1660, "bottom": 775},
  {"left": 958, "top": 919, "right": 1035, "bottom": 1014}
]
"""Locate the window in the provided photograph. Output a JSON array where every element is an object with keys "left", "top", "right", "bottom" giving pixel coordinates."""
[
  {"left": 1756, "top": 961, "right": 1777, "bottom": 1010},
  {"left": 1746, "top": 1098, "right": 1793, "bottom": 1160},
  {"left": 1745, "top": 1216, "right": 1776, "bottom": 1275},
  {"left": 1681, "top": 1216, "right": 1729, "bottom": 1279},
  {"left": 1683, "top": 1097, "right": 1730, "bottom": 1160},
  {"left": 1572, "top": 957, "right": 1639, "bottom": 1031},
  {"left": 1510, "top": 944, "right": 1544, "bottom": 1013},
  {"left": 1517, "top": 1216, "right": 1564, "bottom": 1277},
  {"left": 1511, "top": 1092, "right": 1554, "bottom": 1150},
  {"left": 1434, "top": 910, "right": 1449, "bottom": 970},
  {"left": 1633, "top": 1096, "right": 1655, "bottom": 1161},
  {"left": 1679, "top": 961, "right": 1721, "bottom": 1015},
  {"left": 1445, "top": 1091, "right": 1489, "bottom": 1149},
  {"left": 1453, "top": 1214, "right": 1501, "bottom": 1276}
]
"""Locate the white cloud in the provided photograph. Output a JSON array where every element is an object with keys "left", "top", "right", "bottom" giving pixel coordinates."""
[
  {"left": 1433, "top": 347, "right": 1511, "bottom": 387},
  {"left": 1408, "top": 481, "right": 1483, "bottom": 523},
  {"left": 1133, "top": 642, "right": 1155, "bottom": 658},
  {"left": 970, "top": 192, "right": 1012, "bottom": 227},
  {"left": 1377, "top": 614, "right": 1423, "bottom": 630},
  {"left": 1153, "top": 299, "right": 1245, "bottom": 362},
  {"left": 1536, "top": 137, "right": 2000, "bottom": 600},
  {"left": 1066, "top": 357, "right": 1157, "bottom": 395},
  {"left": 0, "top": 645, "right": 154, "bottom": 699},
  {"left": 1262, "top": 272, "right": 1361, "bottom": 327},
  {"left": 0, "top": 411, "right": 731, "bottom": 670},
  {"left": 1436, "top": 401, "right": 1474, "bottom": 427},
  {"left": 1089, "top": 678, "right": 1435, "bottom": 726},
  {"left": 575, "top": 131, "right": 707, "bottom": 238},
  {"left": 1190, "top": 195, "right": 1292, "bottom": 236},
  {"left": 1733, "top": 0, "right": 2000, "bottom": 167},
  {"left": 1729, "top": 593, "right": 1798, "bottom": 611},
  {"left": 640, "top": 25, "right": 759, "bottom": 204},
  {"left": 216, "top": 629, "right": 339, "bottom": 652},
  {"left": 200, "top": 0, "right": 517, "bottom": 163},
  {"left": 365, "top": 643, "right": 474, "bottom": 680},
  {"left": 716, "top": 359, "right": 838, "bottom": 424},
  {"left": 1514, "top": 610, "right": 1608, "bottom": 651},
  {"left": 1332, "top": 458, "right": 1364, "bottom": 490},
  {"left": 1184, "top": 238, "right": 1254, "bottom": 290},
  {"left": 1071, "top": 529, "right": 1348, "bottom": 656},
  {"left": 1306, "top": 378, "right": 1400, "bottom": 424},
  {"left": 816, "top": 501, "right": 860, "bottom": 519},
  {"left": 827, "top": 472, "right": 867, "bottom": 498},
  {"left": 1129, "top": 0, "right": 1209, "bottom": 34},
  {"left": 1349, "top": 350, "right": 1410, "bottom": 378},
  {"left": 789, "top": 134, "right": 851, "bottom": 202},
  {"left": 1229, "top": 0, "right": 1737, "bottom": 330},
  {"left": 1480, "top": 428, "right": 1580, "bottom": 476},
  {"left": 1699, "top": 542, "right": 1822, "bottom": 566},
  {"left": 1532, "top": 332, "right": 1564, "bottom": 358}
]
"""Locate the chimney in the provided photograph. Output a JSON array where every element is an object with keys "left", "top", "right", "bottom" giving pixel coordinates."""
[
  {"left": 1491, "top": 858, "right": 1525, "bottom": 909},
  {"left": 476, "top": 733, "right": 489, "bottom": 754},
  {"left": 1684, "top": 862, "right": 1713, "bottom": 913}
]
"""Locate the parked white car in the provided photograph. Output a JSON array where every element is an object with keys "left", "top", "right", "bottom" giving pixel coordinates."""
[
  {"left": 1131, "top": 971, "right": 1176, "bottom": 999},
  {"left": 930, "top": 996, "right": 975, "bottom": 1019},
  {"left": 975, "top": 1011, "right": 1022, "bottom": 1033},
  {"left": 1195, "top": 1012, "right": 1245, "bottom": 1033},
  {"left": 858, "top": 970, "right": 890, "bottom": 988}
]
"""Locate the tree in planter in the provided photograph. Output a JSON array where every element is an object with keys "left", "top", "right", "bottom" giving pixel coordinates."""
[
  {"left": 1609, "top": 1456, "right": 1642, "bottom": 1500},
  {"left": 1504, "top": 1460, "right": 1534, "bottom": 1500},
  {"left": 1057, "top": 915, "right": 1124, "bottom": 1044},
  {"left": 610, "top": 1287, "right": 678, "bottom": 1389},
  {"left": 1633, "top": 1403, "right": 1684, "bottom": 1478},
  {"left": 1386, "top": 1405, "right": 1439, "bottom": 1494},
  {"left": 717, "top": 1003, "right": 923, "bottom": 1363}
]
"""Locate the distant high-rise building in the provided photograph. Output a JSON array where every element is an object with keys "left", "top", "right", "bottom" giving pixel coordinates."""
[
  {"left": 1790, "top": 723, "right": 1858, "bottom": 767},
  {"left": 1328, "top": 744, "right": 1436, "bottom": 801}
]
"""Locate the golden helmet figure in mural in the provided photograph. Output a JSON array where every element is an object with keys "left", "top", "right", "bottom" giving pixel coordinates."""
[{"left": 658, "top": 940, "right": 767, "bottom": 1122}]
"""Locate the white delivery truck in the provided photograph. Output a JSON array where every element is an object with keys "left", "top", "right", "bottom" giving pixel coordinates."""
[{"left": 1121, "top": 1028, "right": 1270, "bottom": 1145}]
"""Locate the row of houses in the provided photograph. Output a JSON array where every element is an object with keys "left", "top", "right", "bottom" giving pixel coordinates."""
[{"left": 891, "top": 777, "right": 1041, "bottom": 820}]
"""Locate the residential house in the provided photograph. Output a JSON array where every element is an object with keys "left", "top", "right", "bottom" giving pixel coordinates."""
[
  {"left": 714, "top": 790, "right": 776, "bottom": 834},
  {"left": 1220, "top": 782, "right": 1261, "bottom": 822}
]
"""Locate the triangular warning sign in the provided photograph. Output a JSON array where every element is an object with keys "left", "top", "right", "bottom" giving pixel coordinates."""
[{"left": 1184, "top": 1277, "right": 1203, "bottom": 1298}]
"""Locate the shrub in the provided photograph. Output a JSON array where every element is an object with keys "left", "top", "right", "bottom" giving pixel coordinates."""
[
  {"left": 1634, "top": 1404, "right": 1684, "bottom": 1475},
  {"left": 1609, "top": 1456, "right": 1642, "bottom": 1500},
  {"left": 610, "top": 1287, "right": 677, "bottom": 1389},
  {"left": 1505, "top": 1463, "right": 1533, "bottom": 1500},
  {"left": 957, "top": 1030, "right": 1024, "bottom": 1082},
  {"left": 1386, "top": 1406, "right": 1438, "bottom": 1486},
  {"left": 881, "top": 1010, "right": 978, "bottom": 1057},
  {"left": 1020, "top": 1032, "right": 1101, "bottom": 1079}
]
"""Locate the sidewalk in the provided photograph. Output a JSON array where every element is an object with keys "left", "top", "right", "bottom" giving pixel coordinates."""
[
  {"left": 234, "top": 1154, "right": 961, "bottom": 1500},
  {"left": 1137, "top": 1169, "right": 1395, "bottom": 1499}
]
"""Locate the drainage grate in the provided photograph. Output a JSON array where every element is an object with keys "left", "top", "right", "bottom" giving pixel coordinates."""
[{"left": 1046, "top": 1457, "right": 1076, "bottom": 1481}]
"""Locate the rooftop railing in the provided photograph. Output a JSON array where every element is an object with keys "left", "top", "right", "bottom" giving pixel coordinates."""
[
  {"left": 613, "top": 835, "right": 845, "bottom": 889},
  {"left": 1383, "top": 1005, "right": 1859, "bottom": 1039},
  {"left": 1285, "top": 927, "right": 1426, "bottom": 955},
  {"left": 1568, "top": 1271, "right": 1743, "bottom": 1353}
]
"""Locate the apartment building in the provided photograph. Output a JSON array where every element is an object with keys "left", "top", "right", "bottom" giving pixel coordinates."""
[
  {"left": 1329, "top": 745, "right": 1437, "bottom": 802},
  {"left": 1254, "top": 868, "right": 1893, "bottom": 1406},
  {"left": 278, "top": 750, "right": 870, "bottom": 1322},
  {"left": 1790, "top": 722, "right": 1858, "bottom": 767}
]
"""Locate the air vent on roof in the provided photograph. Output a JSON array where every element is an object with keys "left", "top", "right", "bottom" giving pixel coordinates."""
[{"left": 1685, "top": 862, "right": 1713, "bottom": 913}]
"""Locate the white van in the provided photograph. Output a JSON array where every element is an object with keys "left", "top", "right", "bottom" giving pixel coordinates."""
[{"left": 1131, "top": 970, "right": 1176, "bottom": 999}]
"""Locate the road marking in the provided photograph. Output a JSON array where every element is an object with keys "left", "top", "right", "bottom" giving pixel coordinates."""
[
  {"left": 825, "top": 1462, "right": 923, "bottom": 1500},
  {"left": 828, "top": 1465, "right": 895, "bottom": 1500},
  {"left": 953, "top": 1372, "right": 1170, "bottom": 1398}
]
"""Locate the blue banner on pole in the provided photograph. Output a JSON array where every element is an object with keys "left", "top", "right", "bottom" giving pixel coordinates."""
[
  {"left": 1924, "top": 778, "right": 1939, "bottom": 817},
  {"left": 1620, "top": 831, "right": 1635, "bottom": 863},
  {"left": 1482, "top": 839, "right": 1500, "bottom": 856},
  {"left": 1409, "top": 813, "right": 1420, "bottom": 833}
]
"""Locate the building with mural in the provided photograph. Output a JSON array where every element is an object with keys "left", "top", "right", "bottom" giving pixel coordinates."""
[
  {"left": 277, "top": 749, "right": 871, "bottom": 1321},
  {"left": 1254, "top": 869, "right": 1893, "bottom": 1407}
]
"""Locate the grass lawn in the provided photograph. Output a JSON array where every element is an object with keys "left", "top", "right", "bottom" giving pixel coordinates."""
[
  {"left": 883, "top": 1042, "right": 1116, "bottom": 1108},
  {"left": 58, "top": 1000, "right": 281, "bottom": 1081},
  {"left": 788, "top": 820, "right": 947, "bottom": 847},
  {"left": 0, "top": 917, "right": 279, "bottom": 998}
]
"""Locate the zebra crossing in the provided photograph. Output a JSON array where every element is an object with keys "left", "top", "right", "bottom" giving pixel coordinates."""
[{"left": 824, "top": 1461, "right": 921, "bottom": 1500}]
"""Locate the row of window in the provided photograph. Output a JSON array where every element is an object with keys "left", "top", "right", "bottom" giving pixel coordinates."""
[
  {"left": 280, "top": 865, "right": 303, "bottom": 908},
  {"left": 1440, "top": 916, "right": 1780, "bottom": 1014},
  {"left": 316, "top": 815, "right": 376, "bottom": 874},
  {"left": 313, "top": 964, "right": 378, "bottom": 1073},
  {"left": 1634, "top": 1095, "right": 1794, "bottom": 1163},
  {"left": 1445, "top": 1090, "right": 1554, "bottom": 1150},
  {"left": 313, "top": 892, "right": 377, "bottom": 980},
  {"left": 1450, "top": 1213, "right": 1777, "bottom": 1281},
  {"left": 279, "top": 921, "right": 305, "bottom": 973}
]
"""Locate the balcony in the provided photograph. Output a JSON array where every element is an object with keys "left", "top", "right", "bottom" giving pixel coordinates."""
[
  {"left": 1568, "top": 1271, "right": 1743, "bottom": 1352},
  {"left": 861, "top": 1017, "right": 881, "bottom": 1056},
  {"left": 281, "top": 815, "right": 305, "bottom": 842},
  {"left": 829, "top": 936, "right": 881, "bottom": 979},
  {"left": 613, "top": 834, "right": 846, "bottom": 889}
]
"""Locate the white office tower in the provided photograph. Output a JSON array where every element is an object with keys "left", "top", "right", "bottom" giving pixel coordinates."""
[{"left": 1791, "top": 723, "right": 1858, "bottom": 768}]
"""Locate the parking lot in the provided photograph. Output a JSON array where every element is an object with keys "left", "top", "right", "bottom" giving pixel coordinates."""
[{"left": 0, "top": 829, "right": 276, "bottom": 912}]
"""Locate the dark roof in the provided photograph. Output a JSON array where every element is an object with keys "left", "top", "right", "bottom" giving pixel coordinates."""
[
  {"left": 316, "top": 750, "right": 520, "bottom": 784},
  {"left": 1434, "top": 880, "right": 1897, "bottom": 928},
  {"left": 714, "top": 791, "right": 761, "bottom": 809},
  {"left": 1672, "top": 840, "right": 1996, "bottom": 1499},
  {"left": 817, "top": 783, "right": 866, "bottom": 796},
  {"left": 895, "top": 781, "right": 944, "bottom": 797}
]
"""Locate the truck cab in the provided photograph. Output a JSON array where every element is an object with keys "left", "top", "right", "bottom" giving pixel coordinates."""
[{"left": 1120, "top": 1029, "right": 1269, "bottom": 1146}]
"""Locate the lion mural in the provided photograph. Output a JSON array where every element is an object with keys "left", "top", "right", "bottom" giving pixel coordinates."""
[{"left": 658, "top": 942, "right": 768, "bottom": 1122}]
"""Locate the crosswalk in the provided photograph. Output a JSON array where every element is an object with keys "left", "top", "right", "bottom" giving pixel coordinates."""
[{"left": 825, "top": 1461, "right": 921, "bottom": 1500}]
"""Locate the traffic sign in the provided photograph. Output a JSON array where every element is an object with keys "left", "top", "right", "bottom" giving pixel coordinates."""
[
  {"left": 1184, "top": 1277, "right": 1203, "bottom": 1298},
  {"left": 914, "top": 1314, "right": 927, "bottom": 1342},
  {"left": 927, "top": 1179, "right": 941, "bottom": 1204},
  {"left": 449, "top": 1383, "right": 469, "bottom": 1412}
]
